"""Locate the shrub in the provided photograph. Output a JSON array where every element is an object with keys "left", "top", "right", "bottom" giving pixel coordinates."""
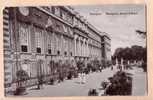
[
  {"left": 14, "top": 69, "right": 29, "bottom": 95},
  {"left": 92, "top": 59, "right": 101, "bottom": 72},
  {"left": 105, "top": 71, "right": 132, "bottom": 95},
  {"left": 88, "top": 89, "right": 98, "bottom": 96},
  {"left": 76, "top": 60, "right": 85, "bottom": 73},
  {"left": 141, "top": 62, "right": 147, "bottom": 72}
]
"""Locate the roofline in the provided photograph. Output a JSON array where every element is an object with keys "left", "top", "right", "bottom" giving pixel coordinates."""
[
  {"left": 38, "top": 6, "right": 110, "bottom": 40},
  {"left": 102, "top": 34, "right": 111, "bottom": 40}
]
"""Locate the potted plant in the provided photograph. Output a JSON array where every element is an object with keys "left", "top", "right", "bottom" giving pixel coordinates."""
[{"left": 14, "top": 69, "right": 29, "bottom": 95}]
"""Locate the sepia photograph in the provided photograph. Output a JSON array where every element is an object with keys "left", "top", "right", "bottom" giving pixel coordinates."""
[{"left": 3, "top": 5, "right": 147, "bottom": 97}]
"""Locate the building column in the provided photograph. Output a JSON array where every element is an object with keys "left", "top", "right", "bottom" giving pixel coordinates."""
[
  {"left": 87, "top": 39, "right": 89, "bottom": 57},
  {"left": 85, "top": 40, "right": 87, "bottom": 57},
  {"left": 61, "top": 35, "right": 64, "bottom": 58},
  {"left": 78, "top": 36, "right": 81, "bottom": 57},
  {"left": 83, "top": 38, "right": 86, "bottom": 57},
  {"left": 52, "top": 32, "right": 55, "bottom": 55},
  {"left": 81, "top": 37, "right": 83, "bottom": 57},
  {"left": 74, "top": 34, "right": 77, "bottom": 57}
]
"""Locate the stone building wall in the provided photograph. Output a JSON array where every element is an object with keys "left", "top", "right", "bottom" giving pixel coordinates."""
[{"left": 3, "top": 6, "right": 111, "bottom": 91}]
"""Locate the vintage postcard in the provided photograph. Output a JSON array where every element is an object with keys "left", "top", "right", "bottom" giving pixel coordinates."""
[{"left": 2, "top": 4, "right": 148, "bottom": 98}]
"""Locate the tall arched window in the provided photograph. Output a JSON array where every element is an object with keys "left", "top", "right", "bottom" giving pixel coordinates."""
[
  {"left": 19, "top": 23, "right": 29, "bottom": 52},
  {"left": 35, "top": 27, "right": 42, "bottom": 53},
  {"left": 47, "top": 32, "right": 52, "bottom": 54}
]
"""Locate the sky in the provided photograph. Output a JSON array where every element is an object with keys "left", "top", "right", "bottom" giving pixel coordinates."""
[{"left": 72, "top": 5, "right": 146, "bottom": 55}]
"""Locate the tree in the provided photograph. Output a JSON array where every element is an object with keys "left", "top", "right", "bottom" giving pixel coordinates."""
[{"left": 113, "top": 45, "right": 146, "bottom": 62}]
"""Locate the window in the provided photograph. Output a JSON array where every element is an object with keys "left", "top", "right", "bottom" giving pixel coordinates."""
[
  {"left": 35, "top": 28, "right": 42, "bottom": 53},
  {"left": 36, "top": 47, "right": 41, "bottom": 53},
  {"left": 42, "top": 6, "right": 50, "bottom": 12},
  {"left": 61, "top": 11, "right": 67, "bottom": 20},
  {"left": 48, "top": 7, "right": 53, "bottom": 13},
  {"left": 48, "top": 49, "right": 51, "bottom": 54},
  {"left": 47, "top": 32, "right": 52, "bottom": 54},
  {"left": 63, "top": 25, "right": 68, "bottom": 33},
  {"left": 21, "top": 45, "right": 28, "bottom": 52},
  {"left": 35, "top": 30, "right": 41, "bottom": 47},
  {"left": 74, "top": 17, "right": 78, "bottom": 26},
  {"left": 54, "top": 7, "right": 61, "bottom": 17},
  {"left": 64, "top": 51, "right": 67, "bottom": 56},
  {"left": 19, "top": 23, "right": 29, "bottom": 52},
  {"left": 68, "top": 28, "right": 73, "bottom": 35},
  {"left": 70, "top": 52, "right": 72, "bottom": 56},
  {"left": 57, "top": 50, "right": 60, "bottom": 55},
  {"left": 51, "top": 7, "right": 55, "bottom": 14},
  {"left": 67, "top": 14, "right": 72, "bottom": 24},
  {"left": 56, "top": 24, "right": 61, "bottom": 31}
]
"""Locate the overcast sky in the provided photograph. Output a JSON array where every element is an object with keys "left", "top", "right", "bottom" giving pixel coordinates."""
[{"left": 72, "top": 5, "right": 146, "bottom": 55}]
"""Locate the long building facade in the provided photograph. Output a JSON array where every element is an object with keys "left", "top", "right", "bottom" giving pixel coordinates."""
[
  {"left": 3, "top": 6, "right": 111, "bottom": 92},
  {"left": 101, "top": 32, "right": 111, "bottom": 61}
]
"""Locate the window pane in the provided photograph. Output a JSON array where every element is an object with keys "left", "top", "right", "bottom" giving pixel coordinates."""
[
  {"left": 21, "top": 45, "right": 28, "bottom": 52},
  {"left": 36, "top": 47, "right": 41, "bottom": 53},
  {"left": 19, "top": 23, "right": 29, "bottom": 46},
  {"left": 48, "top": 49, "right": 51, "bottom": 54}
]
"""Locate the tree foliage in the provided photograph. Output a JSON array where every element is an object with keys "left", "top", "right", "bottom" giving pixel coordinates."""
[{"left": 113, "top": 45, "right": 146, "bottom": 62}]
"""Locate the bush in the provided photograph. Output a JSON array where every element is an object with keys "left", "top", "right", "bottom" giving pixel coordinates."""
[
  {"left": 106, "top": 60, "right": 112, "bottom": 67},
  {"left": 141, "top": 62, "right": 147, "bottom": 72},
  {"left": 92, "top": 59, "right": 101, "bottom": 72},
  {"left": 76, "top": 60, "right": 85, "bottom": 73},
  {"left": 57, "top": 60, "right": 65, "bottom": 82},
  {"left": 87, "top": 62, "right": 92, "bottom": 72},
  {"left": 88, "top": 89, "right": 98, "bottom": 96},
  {"left": 14, "top": 69, "right": 29, "bottom": 95},
  {"left": 105, "top": 71, "right": 132, "bottom": 95},
  {"left": 101, "top": 59, "right": 106, "bottom": 69},
  {"left": 16, "top": 70, "right": 29, "bottom": 81},
  {"left": 49, "top": 78, "right": 54, "bottom": 85}
]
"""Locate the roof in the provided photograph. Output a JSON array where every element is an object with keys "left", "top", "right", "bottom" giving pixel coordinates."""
[{"left": 100, "top": 32, "right": 111, "bottom": 40}]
